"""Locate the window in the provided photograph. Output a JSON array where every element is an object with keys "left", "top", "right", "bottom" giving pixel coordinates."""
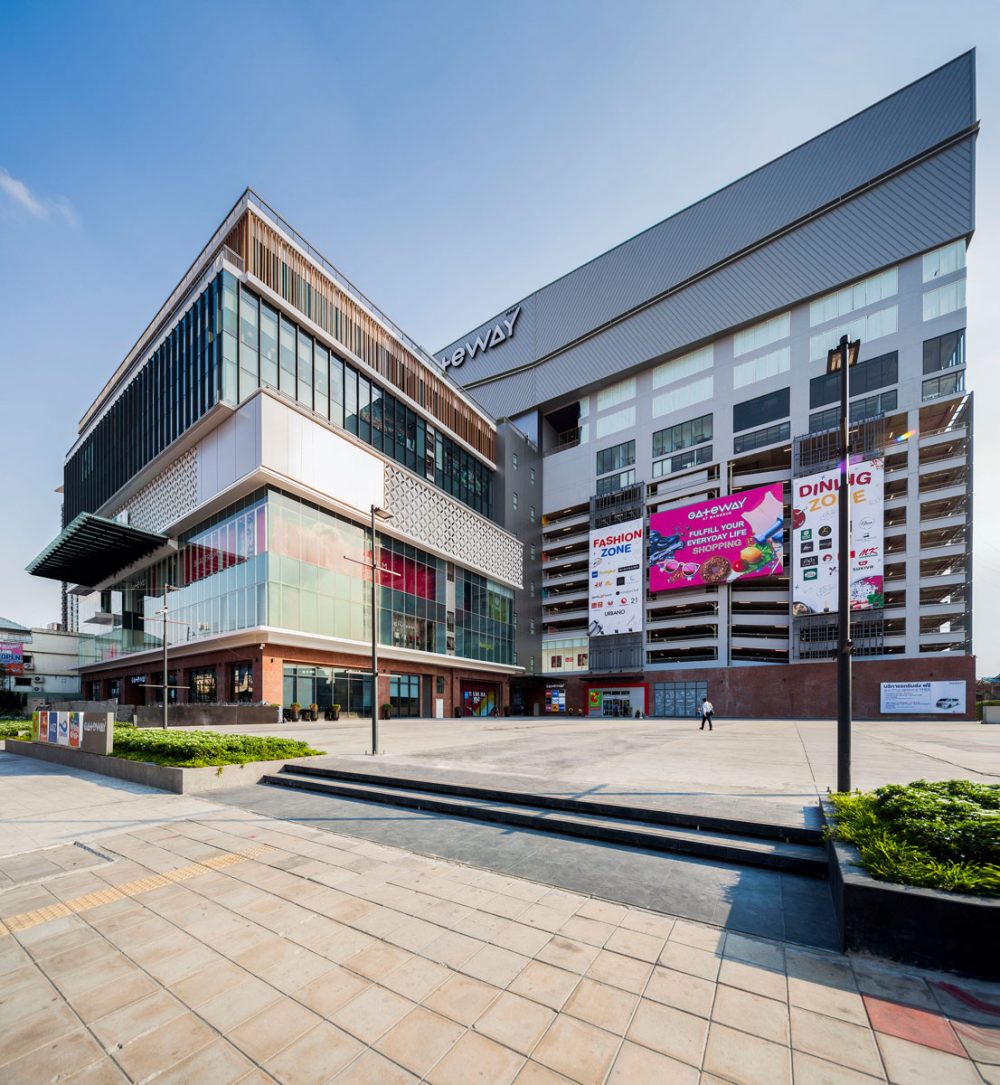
[
  {"left": 732, "top": 346, "right": 790, "bottom": 389},
  {"left": 595, "top": 469, "right": 636, "bottom": 495},
  {"left": 389, "top": 674, "right": 420, "bottom": 718},
  {"left": 733, "top": 421, "right": 790, "bottom": 454},
  {"left": 279, "top": 316, "right": 296, "bottom": 397},
  {"left": 512, "top": 491, "right": 518, "bottom": 510},
  {"left": 733, "top": 387, "right": 789, "bottom": 432},
  {"left": 529, "top": 619, "right": 535, "bottom": 634},
  {"left": 231, "top": 662, "right": 253, "bottom": 703},
  {"left": 296, "top": 331, "right": 313, "bottom": 409},
  {"left": 512, "top": 452, "right": 518, "bottom": 470},
  {"left": 652, "top": 444, "right": 712, "bottom": 477},
  {"left": 652, "top": 414, "right": 712, "bottom": 458},
  {"left": 530, "top": 467, "right": 536, "bottom": 484},
  {"left": 923, "top": 240, "right": 966, "bottom": 283},
  {"left": 530, "top": 581, "right": 535, "bottom": 597},
  {"left": 595, "top": 406, "right": 636, "bottom": 438},
  {"left": 238, "top": 288, "right": 259, "bottom": 402},
  {"left": 530, "top": 506, "right": 536, "bottom": 523},
  {"left": 809, "top": 390, "right": 898, "bottom": 432},
  {"left": 189, "top": 667, "right": 217, "bottom": 703},
  {"left": 652, "top": 376, "right": 714, "bottom": 418},
  {"left": 809, "top": 268, "right": 898, "bottom": 327},
  {"left": 530, "top": 544, "right": 536, "bottom": 559},
  {"left": 314, "top": 344, "right": 329, "bottom": 419},
  {"left": 596, "top": 439, "right": 636, "bottom": 476},
  {"left": 809, "top": 351, "right": 898, "bottom": 408},
  {"left": 597, "top": 377, "right": 636, "bottom": 410},
  {"left": 733, "top": 312, "right": 789, "bottom": 357},
  {"left": 923, "top": 330, "right": 965, "bottom": 374},
  {"left": 922, "top": 372, "right": 966, "bottom": 402},
  {"left": 260, "top": 303, "right": 279, "bottom": 389},
  {"left": 809, "top": 306, "right": 897, "bottom": 361},
  {"left": 923, "top": 281, "right": 966, "bottom": 321},
  {"left": 652, "top": 345, "right": 713, "bottom": 388}
]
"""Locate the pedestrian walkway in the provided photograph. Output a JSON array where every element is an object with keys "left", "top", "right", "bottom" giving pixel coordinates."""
[{"left": 1, "top": 777, "right": 997, "bottom": 1083}]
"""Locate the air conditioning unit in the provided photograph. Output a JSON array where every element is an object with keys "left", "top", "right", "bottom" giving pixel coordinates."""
[
  {"left": 22, "top": 663, "right": 34, "bottom": 673},
  {"left": 31, "top": 676, "right": 45, "bottom": 686}
]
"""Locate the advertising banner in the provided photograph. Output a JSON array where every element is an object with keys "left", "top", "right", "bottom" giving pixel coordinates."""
[
  {"left": 880, "top": 681, "right": 966, "bottom": 715},
  {"left": 30, "top": 711, "right": 114, "bottom": 753},
  {"left": 589, "top": 518, "right": 644, "bottom": 636},
  {"left": 792, "top": 457, "right": 884, "bottom": 615},
  {"left": 0, "top": 641, "right": 24, "bottom": 675},
  {"left": 648, "top": 484, "right": 784, "bottom": 593}
]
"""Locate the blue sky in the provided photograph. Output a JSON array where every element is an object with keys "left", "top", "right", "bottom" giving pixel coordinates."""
[{"left": 2, "top": 1, "right": 999, "bottom": 668}]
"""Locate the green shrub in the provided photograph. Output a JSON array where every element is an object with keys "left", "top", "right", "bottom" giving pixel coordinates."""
[
  {"left": 830, "top": 779, "right": 1000, "bottom": 897},
  {"left": 109, "top": 724, "right": 323, "bottom": 768},
  {"left": 0, "top": 720, "right": 31, "bottom": 738},
  {"left": 976, "top": 699, "right": 1000, "bottom": 721}
]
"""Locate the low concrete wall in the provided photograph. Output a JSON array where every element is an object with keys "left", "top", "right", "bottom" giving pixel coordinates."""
[
  {"left": 3, "top": 740, "right": 327, "bottom": 795},
  {"left": 822, "top": 802, "right": 999, "bottom": 979},
  {"left": 134, "top": 704, "right": 280, "bottom": 729}
]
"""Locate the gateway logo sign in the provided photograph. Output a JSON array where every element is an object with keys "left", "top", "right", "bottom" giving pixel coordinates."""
[{"left": 442, "top": 307, "right": 521, "bottom": 370}]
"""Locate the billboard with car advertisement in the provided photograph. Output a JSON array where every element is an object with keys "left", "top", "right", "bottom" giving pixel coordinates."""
[
  {"left": 791, "top": 457, "right": 884, "bottom": 615},
  {"left": 648, "top": 484, "right": 785, "bottom": 593},
  {"left": 588, "top": 519, "right": 644, "bottom": 635},
  {"left": 880, "top": 681, "right": 965, "bottom": 715}
]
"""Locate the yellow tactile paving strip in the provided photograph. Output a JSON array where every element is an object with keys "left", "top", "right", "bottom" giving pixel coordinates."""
[{"left": 0, "top": 842, "right": 276, "bottom": 939}]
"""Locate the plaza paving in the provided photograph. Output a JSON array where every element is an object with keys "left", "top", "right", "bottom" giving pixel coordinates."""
[
  {"left": 197, "top": 715, "right": 1000, "bottom": 812},
  {"left": 0, "top": 753, "right": 998, "bottom": 1084}
]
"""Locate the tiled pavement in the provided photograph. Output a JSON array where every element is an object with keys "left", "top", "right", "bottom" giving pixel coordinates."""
[{"left": 1, "top": 807, "right": 997, "bottom": 1084}]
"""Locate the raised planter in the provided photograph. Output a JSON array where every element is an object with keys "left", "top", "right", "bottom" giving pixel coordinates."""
[
  {"left": 4, "top": 739, "right": 329, "bottom": 795},
  {"left": 134, "top": 704, "right": 280, "bottom": 728},
  {"left": 821, "top": 801, "right": 999, "bottom": 979}
]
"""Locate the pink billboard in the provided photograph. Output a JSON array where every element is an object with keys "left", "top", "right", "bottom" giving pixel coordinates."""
[{"left": 649, "top": 483, "right": 785, "bottom": 592}]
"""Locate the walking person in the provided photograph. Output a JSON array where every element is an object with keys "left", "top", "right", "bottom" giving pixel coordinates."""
[{"left": 699, "top": 697, "right": 714, "bottom": 731}]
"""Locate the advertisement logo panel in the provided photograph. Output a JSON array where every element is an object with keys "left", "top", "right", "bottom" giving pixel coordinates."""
[
  {"left": 791, "top": 457, "right": 884, "bottom": 615},
  {"left": 880, "top": 681, "right": 965, "bottom": 715},
  {"left": 588, "top": 519, "right": 644, "bottom": 636},
  {"left": 648, "top": 484, "right": 784, "bottom": 593},
  {"left": 0, "top": 641, "right": 24, "bottom": 675}
]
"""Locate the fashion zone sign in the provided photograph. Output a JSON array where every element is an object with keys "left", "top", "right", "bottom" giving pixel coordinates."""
[{"left": 442, "top": 307, "right": 521, "bottom": 370}]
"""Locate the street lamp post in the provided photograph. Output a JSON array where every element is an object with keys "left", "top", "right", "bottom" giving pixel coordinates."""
[
  {"left": 827, "top": 335, "right": 860, "bottom": 793},
  {"left": 150, "top": 584, "right": 180, "bottom": 729},
  {"left": 345, "top": 506, "right": 395, "bottom": 755}
]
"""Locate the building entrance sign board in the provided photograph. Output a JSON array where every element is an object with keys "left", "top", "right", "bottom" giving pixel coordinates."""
[
  {"left": 589, "top": 518, "right": 644, "bottom": 635},
  {"left": 791, "top": 458, "right": 884, "bottom": 615},
  {"left": 880, "top": 681, "right": 965, "bottom": 714},
  {"left": 31, "top": 711, "right": 114, "bottom": 754},
  {"left": 649, "top": 484, "right": 784, "bottom": 593}
]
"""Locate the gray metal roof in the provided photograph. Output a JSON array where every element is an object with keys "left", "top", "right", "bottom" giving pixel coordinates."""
[{"left": 438, "top": 51, "right": 977, "bottom": 416}]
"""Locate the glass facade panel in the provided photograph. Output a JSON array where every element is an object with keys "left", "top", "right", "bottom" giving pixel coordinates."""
[
  {"left": 809, "top": 351, "right": 898, "bottom": 408},
  {"left": 260, "top": 302, "right": 279, "bottom": 389},
  {"left": 596, "top": 440, "right": 635, "bottom": 476},
  {"left": 296, "top": 330, "right": 313, "bottom": 409},
  {"left": 923, "top": 330, "right": 965, "bottom": 374},
  {"left": 652, "top": 414, "right": 712, "bottom": 457},
  {"left": 279, "top": 316, "right": 296, "bottom": 397},
  {"left": 733, "top": 388, "right": 789, "bottom": 432},
  {"left": 733, "top": 421, "right": 790, "bottom": 454}
]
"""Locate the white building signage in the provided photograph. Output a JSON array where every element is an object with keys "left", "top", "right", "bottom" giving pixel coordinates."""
[
  {"left": 588, "top": 518, "right": 644, "bottom": 636},
  {"left": 442, "top": 307, "right": 521, "bottom": 370}
]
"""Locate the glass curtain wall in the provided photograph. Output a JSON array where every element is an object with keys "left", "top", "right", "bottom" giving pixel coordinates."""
[{"left": 231, "top": 281, "right": 493, "bottom": 519}]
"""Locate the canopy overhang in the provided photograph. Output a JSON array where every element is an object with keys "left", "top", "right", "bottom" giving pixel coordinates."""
[{"left": 27, "top": 513, "right": 169, "bottom": 586}]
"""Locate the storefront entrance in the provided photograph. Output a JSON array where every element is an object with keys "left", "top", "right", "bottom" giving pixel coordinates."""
[
  {"left": 587, "top": 685, "right": 648, "bottom": 718},
  {"left": 461, "top": 681, "right": 500, "bottom": 717}
]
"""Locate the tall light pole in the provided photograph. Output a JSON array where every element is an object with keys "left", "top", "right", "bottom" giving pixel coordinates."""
[
  {"left": 151, "top": 584, "right": 180, "bottom": 729},
  {"left": 345, "top": 506, "right": 395, "bottom": 755},
  {"left": 827, "top": 335, "right": 860, "bottom": 793}
]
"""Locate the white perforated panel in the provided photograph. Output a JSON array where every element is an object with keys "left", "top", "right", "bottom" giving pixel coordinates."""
[
  {"left": 112, "top": 449, "right": 197, "bottom": 533},
  {"left": 384, "top": 464, "right": 522, "bottom": 588}
]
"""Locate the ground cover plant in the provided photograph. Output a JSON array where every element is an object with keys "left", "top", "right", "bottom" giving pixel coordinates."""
[
  {"left": 0, "top": 719, "right": 31, "bottom": 738},
  {"left": 829, "top": 778, "right": 1000, "bottom": 897},
  {"left": 110, "top": 724, "right": 324, "bottom": 768}
]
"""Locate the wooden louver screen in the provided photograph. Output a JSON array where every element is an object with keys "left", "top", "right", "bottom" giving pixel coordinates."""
[{"left": 223, "top": 212, "right": 495, "bottom": 463}]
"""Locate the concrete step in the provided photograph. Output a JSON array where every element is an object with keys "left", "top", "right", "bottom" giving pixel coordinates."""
[{"left": 262, "top": 769, "right": 827, "bottom": 878}]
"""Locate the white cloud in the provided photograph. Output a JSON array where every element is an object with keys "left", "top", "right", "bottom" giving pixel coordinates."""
[{"left": 0, "top": 167, "right": 77, "bottom": 224}]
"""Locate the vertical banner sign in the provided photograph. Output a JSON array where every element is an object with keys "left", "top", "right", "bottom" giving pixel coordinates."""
[
  {"left": 648, "top": 484, "right": 784, "bottom": 592},
  {"left": 589, "top": 519, "right": 644, "bottom": 636},
  {"left": 791, "top": 457, "right": 884, "bottom": 615}
]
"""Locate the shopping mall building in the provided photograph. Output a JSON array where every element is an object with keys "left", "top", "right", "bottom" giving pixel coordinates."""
[
  {"left": 28, "top": 194, "right": 522, "bottom": 718},
  {"left": 29, "top": 52, "right": 977, "bottom": 720},
  {"left": 438, "top": 52, "right": 978, "bottom": 719}
]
